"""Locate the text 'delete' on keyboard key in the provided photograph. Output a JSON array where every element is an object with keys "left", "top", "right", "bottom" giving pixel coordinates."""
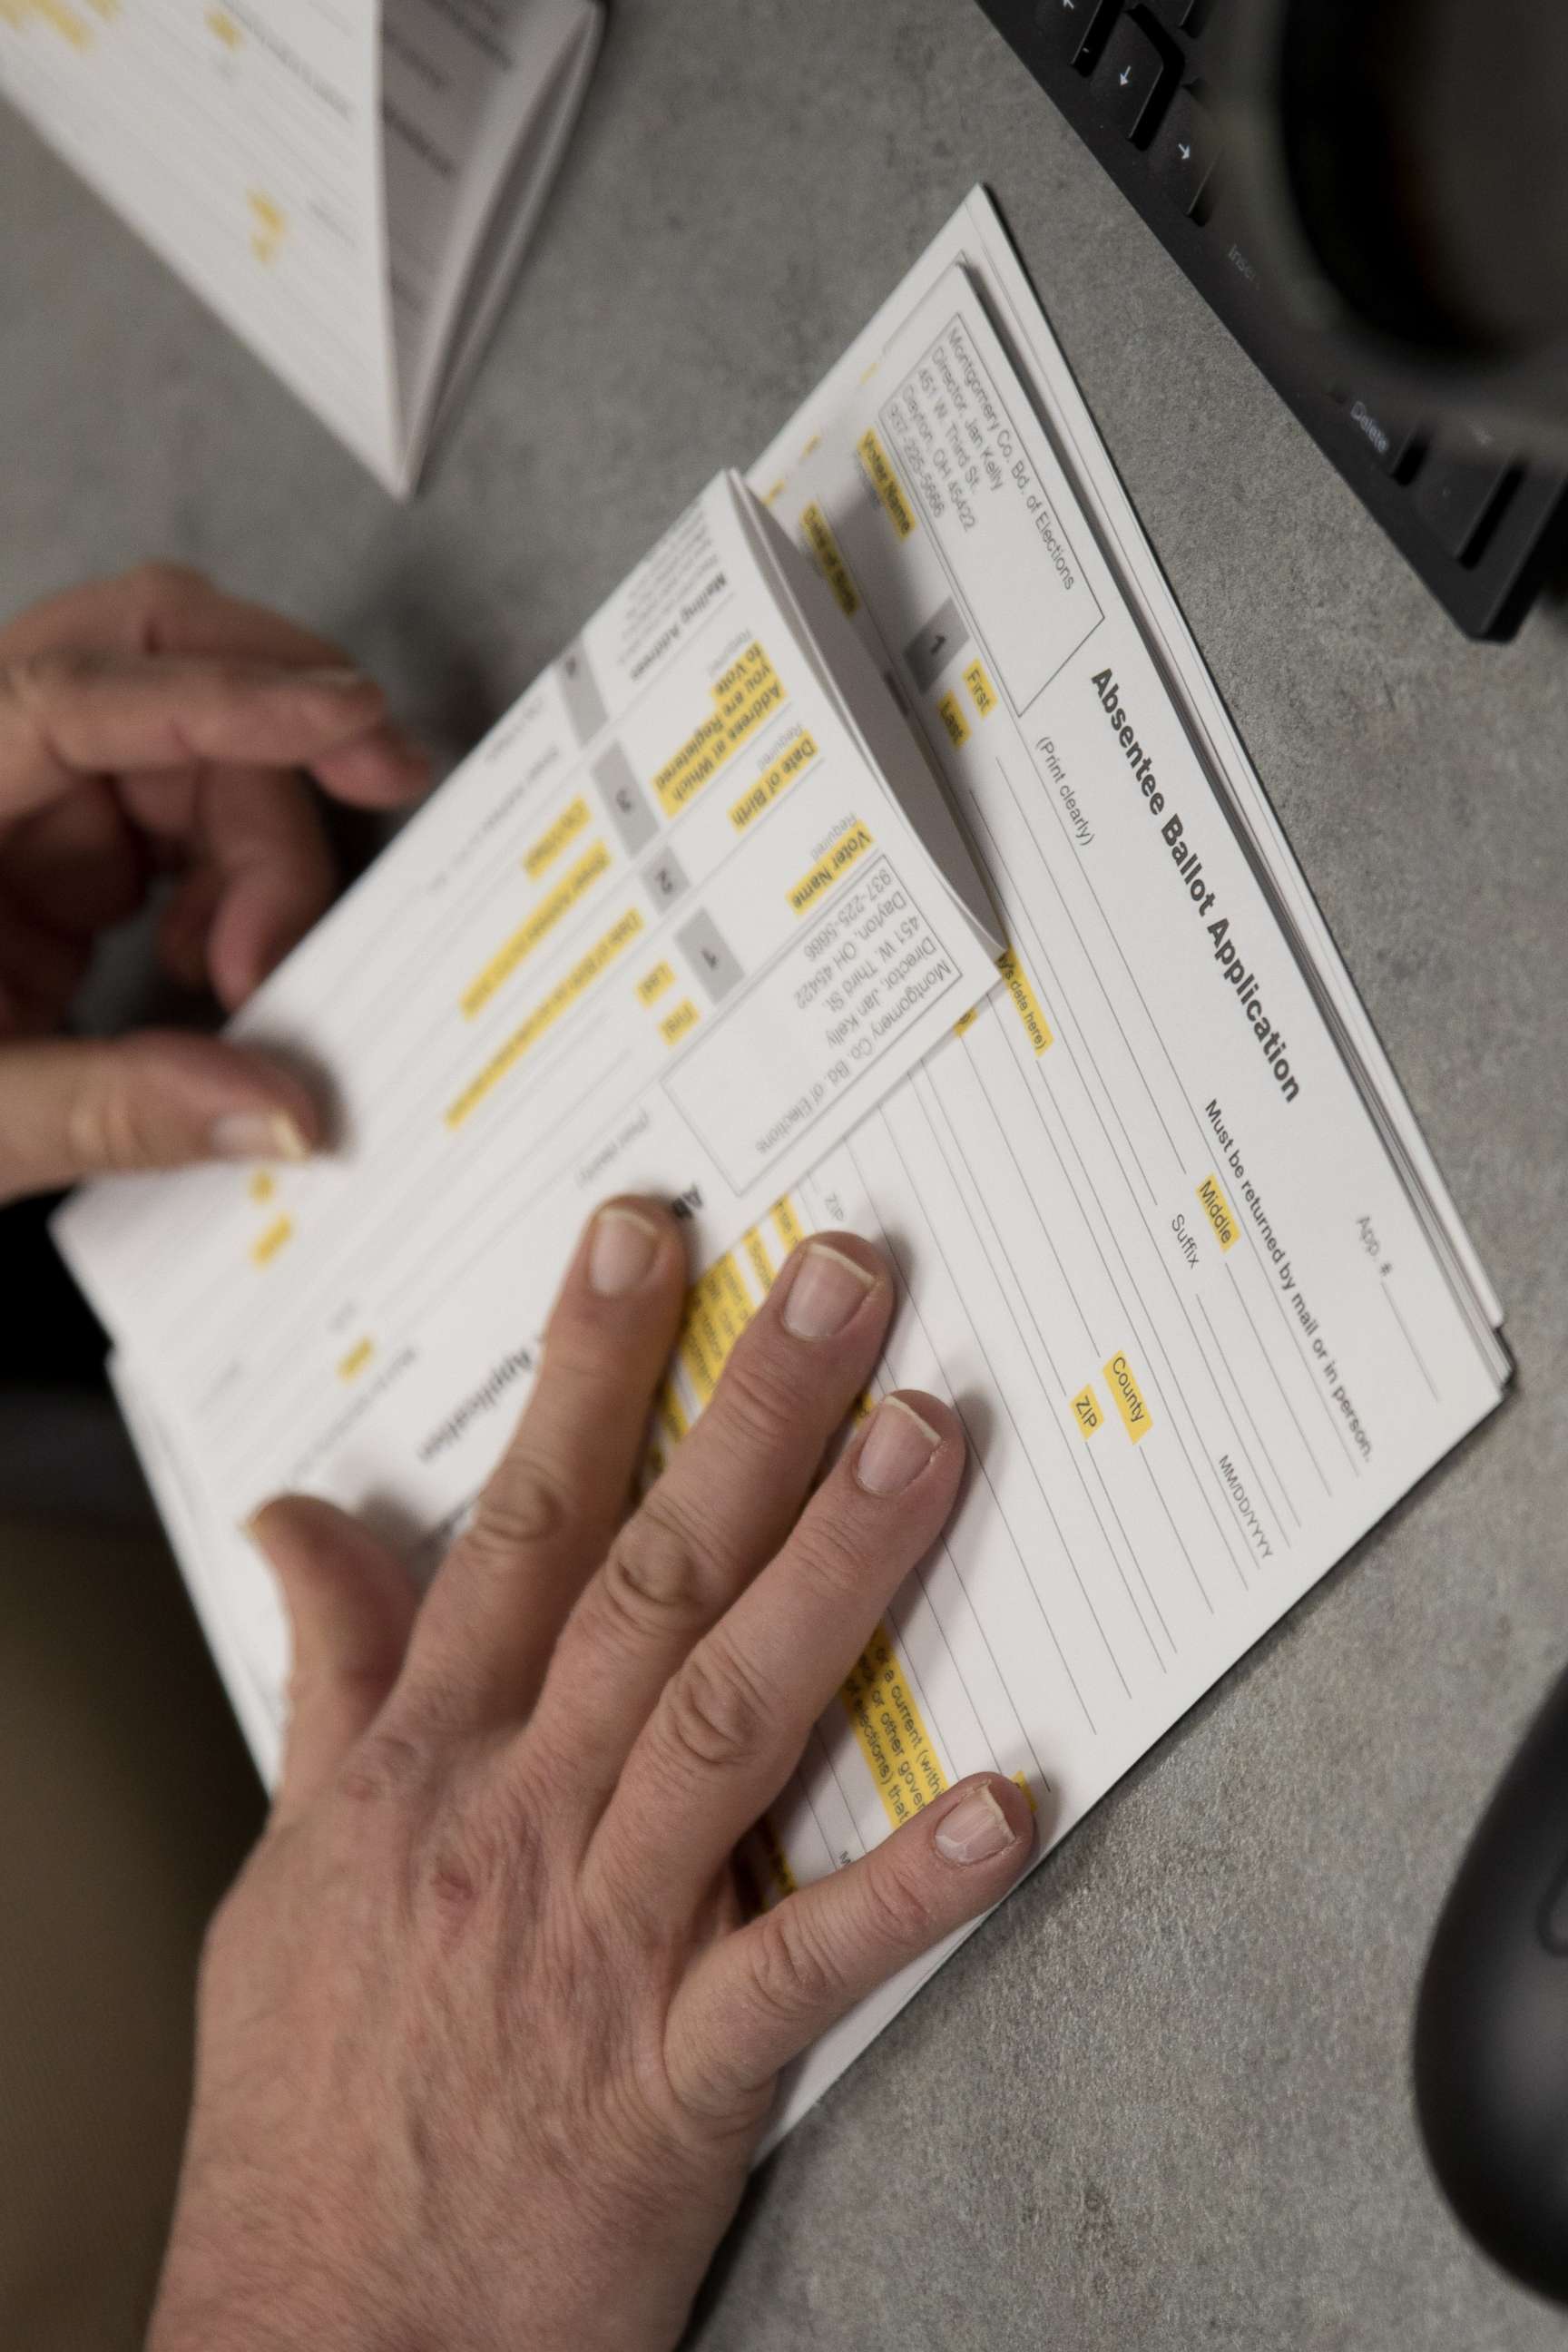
[{"left": 1339, "top": 393, "right": 1423, "bottom": 479}]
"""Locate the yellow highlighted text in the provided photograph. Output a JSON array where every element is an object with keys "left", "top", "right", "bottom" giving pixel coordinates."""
[
  {"left": 251, "top": 1215, "right": 293, "bottom": 1268},
  {"left": 1103, "top": 1350, "right": 1154, "bottom": 1444},
  {"left": 858, "top": 428, "right": 917, "bottom": 538},
  {"left": 1071, "top": 1384, "right": 1104, "bottom": 1437},
  {"left": 660, "top": 998, "right": 700, "bottom": 1048},
  {"left": 799, "top": 502, "right": 858, "bottom": 615},
  {"left": 788, "top": 820, "right": 873, "bottom": 916},
  {"left": 964, "top": 658, "right": 999, "bottom": 717},
  {"left": 840, "top": 1624, "right": 948, "bottom": 1828},
  {"left": 460, "top": 840, "right": 611, "bottom": 1018},
  {"left": 523, "top": 795, "right": 590, "bottom": 881},
  {"left": 652, "top": 642, "right": 783, "bottom": 818},
  {"left": 729, "top": 731, "right": 818, "bottom": 832},
  {"left": 1197, "top": 1171, "right": 1240, "bottom": 1251},
  {"left": 248, "top": 190, "right": 286, "bottom": 264},
  {"left": 997, "top": 946, "right": 1053, "bottom": 1056},
  {"left": 770, "top": 1195, "right": 805, "bottom": 1256},
  {"left": 741, "top": 1225, "right": 775, "bottom": 1296},
  {"left": 446, "top": 907, "right": 643, "bottom": 1129}
]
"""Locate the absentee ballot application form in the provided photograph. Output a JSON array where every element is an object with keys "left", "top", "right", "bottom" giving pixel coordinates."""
[
  {"left": 57, "top": 191, "right": 1506, "bottom": 2148},
  {"left": 723, "top": 194, "right": 1505, "bottom": 2139}
]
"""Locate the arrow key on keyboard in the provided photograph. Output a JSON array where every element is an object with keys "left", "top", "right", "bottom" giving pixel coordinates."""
[
  {"left": 1148, "top": 86, "right": 1218, "bottom": 212},
  {"left": 1090, "top": 14, "right": 1169, "bottom": 141},
  {"left": 1034, "top": 0, "right": 1118, "bottom": 67}
]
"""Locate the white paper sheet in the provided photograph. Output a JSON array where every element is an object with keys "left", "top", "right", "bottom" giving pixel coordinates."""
[{"left": 0, "top": 0, "right": 600, "bottom": 491}]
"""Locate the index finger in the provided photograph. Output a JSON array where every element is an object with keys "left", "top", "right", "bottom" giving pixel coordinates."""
[
  {"left": 0, "top": 652, "right": 407, "bottom": 826},
  {"left": 0, "top": 566, "right": 428, "bottom": 808},
  {"left": 0, "top": 562, "right": 355, "bottom": 671}
]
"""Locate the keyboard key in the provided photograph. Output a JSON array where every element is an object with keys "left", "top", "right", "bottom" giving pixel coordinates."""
[
  {"left": 1195, "top": 183, "right": 1266, "bottom": 301},
  {"left": 1148, "top": 86, "right": 1218, "bottom": 213},
  {"left": 1340, "top": 393, "right": 1423, "bottom": 479},
  {"left": 1034, "top": 0, "right": 1117, "bottom": 67},
  {"left": 1142, "top": 0, "right": 1200, "bottom": 27},
  {"left": 1090, "top": 13, "right": 1167, "bottom": 139},
  {"left": 1412, "top": 432, "right": 1517, "bottom": 560}
]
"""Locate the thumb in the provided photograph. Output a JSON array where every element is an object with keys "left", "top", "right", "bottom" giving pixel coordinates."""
[
  {"left": 0, "top": 1028, "right": 322, "bottom": 1201},
  {"left": 250, "top": 1495, "right": 419, "bottom": 1823}
]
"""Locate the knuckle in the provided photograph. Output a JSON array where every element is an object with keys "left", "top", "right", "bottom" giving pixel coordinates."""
[
  {"left": 64, "top": 1045, "right": 152, "bottom": 1172},
  {"left": 466, "top": 1446, "right": 576, "bottom": 1565},
  {"left": 748, "top": 1901, "right": 838, "bottom": 2032},
  {"left": 333, "top": 1724, "right": 426, "bottom": 1811},
  {"left": 407, "top": 1777, "right": 546, "bottom": 1946},
  {"left": 660, "top": 1632, "right": 770, "bottom": 1779},
  {"left": 782, "top": 1508, "right": 868, "bottom": 1606},
  {"left": 710, "top": 1341, "right": 807, "bottom": 1454},
  {"left": 598, "top": 1493, "right": 715, "bottom": 1645},
  {"left": 860, "top": 1847, "right": 941, "bottom": 1951},
  {"left": 288, "top": 1653, "right": 389, "bottom": 1718},
  {"left": 419, "top": 1808, "right": 502, "bottom": 1918}
]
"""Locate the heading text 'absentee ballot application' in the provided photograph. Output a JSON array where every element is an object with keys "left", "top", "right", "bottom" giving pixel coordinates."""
[{"left": 55, "top": 192, "right": 1508, "bottom": 2151}]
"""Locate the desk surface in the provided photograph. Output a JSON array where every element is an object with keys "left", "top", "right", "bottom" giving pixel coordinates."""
[{"left": 5, "top": 5, "right": 1567, "bottom": 2344}]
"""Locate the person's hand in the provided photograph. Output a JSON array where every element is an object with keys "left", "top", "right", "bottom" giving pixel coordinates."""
[
  {"left": 150, "top": 1203, "right": 1035, "bottom": 2352},
  {"left": 0, "top": 563, "right": 429, "bottom": 1203}
]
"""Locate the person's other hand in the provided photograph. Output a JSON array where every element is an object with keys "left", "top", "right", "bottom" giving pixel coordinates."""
[
  {"left": 0, "top": 563, "right": 428, "bottom": 1202},
  {"left": 150, "top": 1203, "right": 1034, "bottom": 2352}
]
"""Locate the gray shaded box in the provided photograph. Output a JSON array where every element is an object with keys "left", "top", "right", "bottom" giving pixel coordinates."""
[
  {"left": 676, "top": 907, "right": 744, "bottom": 1004},
  {"left": 558, "top": 637, "right": 608, "bottom": 743},
  {"left": 903, "top": 596, "right": 969, "bottom": 695},
  {"left": 644, "top": 845, "right": 690, "bottom": 911},
  {"left": 592, "top": 741, "right": 657, "bottom": 855}
]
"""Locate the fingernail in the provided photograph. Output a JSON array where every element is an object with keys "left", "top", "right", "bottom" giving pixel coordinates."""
[
  {"left": 935, "top": 1786, "right": 1017, "bottom": 1866},
  {"left": 589, "top": 1205, "right": 662, "bottom": 1296},
  {"left": 782, "top": 1240, "right": 877, "bottom": 1340},
  {"left": 211, "top": 1111, "right": 310, "bottom": 1162},
  {"left": 856, "top": 1395, "right": 942, "bottom": 1494}
]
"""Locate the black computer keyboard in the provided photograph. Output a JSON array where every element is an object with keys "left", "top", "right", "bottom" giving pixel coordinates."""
[{"left": 976, "top": 0, "right": 1568, "bottom": 640}]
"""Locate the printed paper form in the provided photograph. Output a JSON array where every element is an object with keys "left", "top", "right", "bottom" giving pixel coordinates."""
[
  {"left": 54, "top": 468, "right": 1001, "bottom": 1760},
  {"left": 0, "top": 0, "right": 400, "bottom": 483},
  {"left": 0, "top": 0, "right": 600, "bottom": 491},
  {"left": 727, "top": 211, "right": 1505, "bottom": 2141},
  {"left": 380, "top": 0, "right": 600, "bottom": 470},
  {"left": 50, "top": 184, "right": 1507, "bottom": 2149}
]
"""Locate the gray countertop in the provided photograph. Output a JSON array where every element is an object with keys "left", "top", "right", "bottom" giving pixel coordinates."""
[{"left": 4, "top": 5, "right": 1567, "bottom": 2345}]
